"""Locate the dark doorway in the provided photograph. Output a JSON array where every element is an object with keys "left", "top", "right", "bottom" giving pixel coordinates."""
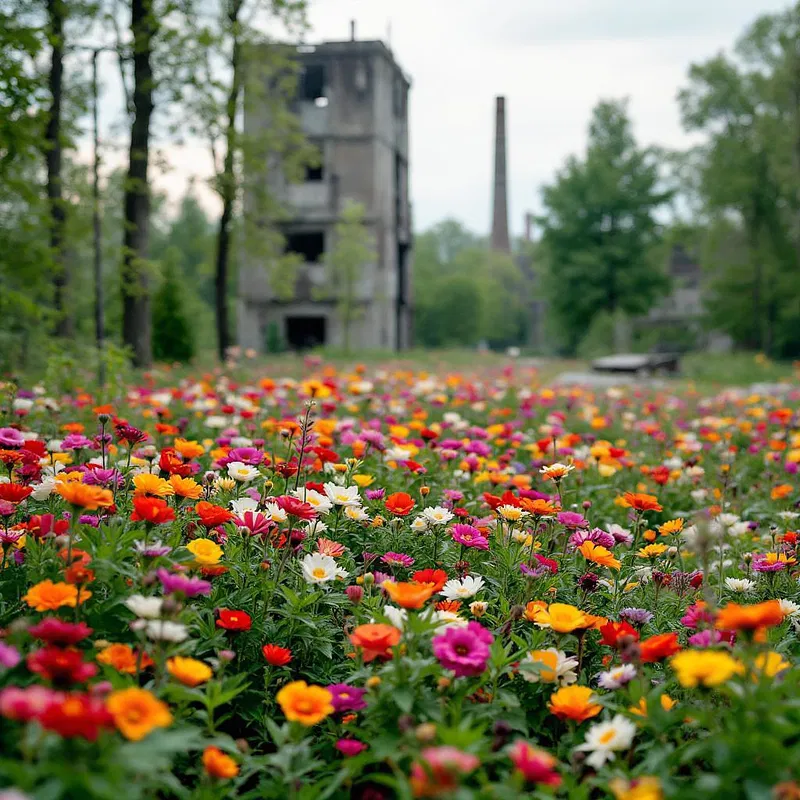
[
  {"left": 285, "top": 231, "right": 325, "bottom": 263},
  {"left": 286, "top": 316, "right": 326, "bottom": 350}
]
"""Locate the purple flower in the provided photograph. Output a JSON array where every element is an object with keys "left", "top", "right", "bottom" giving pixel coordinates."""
[
  {"left": 0, "top": 642, "right": 21, "bottom": 669},
  {"left": 0, "top": 428, "right": 25, "bottom": 448},
  {"left": 556, "top": 511, "right": 589, "bottom": 530},
  {"left": 688, "top": 629, "right": 735, "bottom": 648},
  {"left": 451, "top": 524, "right": 489, "bottom": 550},
  {"left": 431, "top": 621, "right": 494, "bottom": 677},
  {"left": 381, "top": 552, "right": 414, "bottom": 568},
  {"left": 609, "top": 526, "right": 634, "bottom": 546},
  {"left": 78, "top": 515, "right": 101, "bottom": 527},
  {"left": 371, "top": 571, "right": 391, "bottom": 586},
  {"left": 443, "top": 489, "right": 464, "bottom": 502},
  {"left": 569, "top": 527, "right": 615, "bottom": 550},
  {"left": 752, "top": 556, "right": 786, "bottom": 573},
  {"left": 156, "top": 568, "right": 212, "bottom": 597},
  {"left": 61, "top": 433, "right": 94, "bottom": 450},
  {"left": 619, "top": 608, "right": 654, "bottom": 627},
  {"left": 520, "top": 563, "right": 548, "bottom": 578},
  {"left": 335, "top": 738, "right": 368, "bottom": 757},
  {"left": 83, "top": 468, "right": 124, "bottom": 488},
  {"left": 365, "top": 488, "right": 386, "bottom": 501},
  {"left": 464, "top": 440, "right": 491, "bottom": 457},
  {"left": 360, "top": 430, "right": 386, "bottom": 450},
  {"left": 326, "top": 684, "right": 368, "bottom": 712},
  {"left": 218, "top": 447, "right": 264, "bottom": 468},
  {"left": 134, "top": 540, "right": 172, "bottom": 558}
]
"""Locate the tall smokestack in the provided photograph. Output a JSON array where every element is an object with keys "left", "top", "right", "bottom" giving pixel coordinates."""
[{"left": 490, "top": 96, "right": 510, "bottom": 253}]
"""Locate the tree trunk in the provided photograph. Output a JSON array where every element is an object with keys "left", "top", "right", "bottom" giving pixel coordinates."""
[
  {"left": 122, "top": 0, "right": 156, "bottom": 367},
  {"left": 46, "top": 0, "right": 70, "bottom": 337},
  {"left": 214, "top": 0, "right": 244, "bottom": 362}
]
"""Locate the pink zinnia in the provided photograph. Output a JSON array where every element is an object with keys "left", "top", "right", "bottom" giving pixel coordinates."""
[
  {"left": 335, "top": 739, "right": 368, "bottom": 757},
  {"left": 451, "top": 524, "right": 489, "bottom": 550},
  {"left": 569, "top": 527, "right": 615, "bottom": 550},
  {"left": 556, "top": 511, "right": 589, "bottom": 529},
  {"left": 680, "top": 602, "right": 715, "bottom": 629},
  {"left": 381, "top": 552, "right": 414, "bottom": 568},
  {"left": 432, "top": 621, "right": 494, "bottom": 677},
  {"left": 509, "top": 740, "right": 561, "bottom": 786}
]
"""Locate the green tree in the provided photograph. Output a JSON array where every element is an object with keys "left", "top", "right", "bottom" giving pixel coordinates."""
[
  {"left": 322, "top": 200, "right": 376, "bottom": 353},
  {"left": 152, "top": 247, "right": 195, "bottom": 362},
  {"left": 538, "top": 99, "right": 669, "bottom": 354}
]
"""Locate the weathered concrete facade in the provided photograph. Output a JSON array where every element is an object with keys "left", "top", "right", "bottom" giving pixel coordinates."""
[{"left": 238, "top": 38, "right": 412, "bottom": 352}]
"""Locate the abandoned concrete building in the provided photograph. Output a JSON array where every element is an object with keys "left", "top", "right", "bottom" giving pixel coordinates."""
[{"left": 237, "top": 34, "right": 413, "bottom": 352}]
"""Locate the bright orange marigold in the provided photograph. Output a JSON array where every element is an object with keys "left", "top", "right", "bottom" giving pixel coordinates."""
[
  {"left": 715, "top": 600, "right": 785, "bottom": 631},
  {"left": 106, "top": 687, "right": 173, "bottom": 741},
  {"left": 382, "top": 581, "right": 435, "bottom": 609},
  {"left": 548, "top": 686, "right": 602, "bottom": 722},
  {"left": 23, "top": 580, "right": 86, "bottom": 611},
  {"left": 56, "top": 483, "right": 114, "bottom": 510},
  {"left": 621, "top": 492, "right": 663, "bottom": 512},
  {"left": 202, "top": 746, "right": 239, "bottom": 779}
]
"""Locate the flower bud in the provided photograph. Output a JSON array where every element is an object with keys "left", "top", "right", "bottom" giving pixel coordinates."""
[
  {"left": 366, "top": 676, "right": 381, "bottom": 689},
  {"left": 362, "top": 572, "right": 375, "bottom": 587},
  {"left": 415, "top": 723, "right": 437, "bottom": 742},
  {"left": 420, "top": 486, "right": 430, "bottom": 497},
  {"left": 469, "top": 601, "right": 488, "bottom": 618},
  {"left": 437, "top": 677, "right": 451, "bottom": 690},
  {"left": 219, "top": 649, "right": 236, "bottom": 663},
  {"left": 345, "top": 585, "right": 364, "bottom": 605}
]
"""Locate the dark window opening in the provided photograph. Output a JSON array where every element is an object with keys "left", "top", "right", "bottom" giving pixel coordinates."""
[
  {"left": 301, "top": 64, "right": 326, "bottom": 101},
  {"left": 285, "top": 231, "right": 325, "bottom": 263},
  {"left": 305, "top": 162, "right": 324, "bottom": 182},
  {"left": 286, "top": 316, "right": 326, "bottom": 350}
]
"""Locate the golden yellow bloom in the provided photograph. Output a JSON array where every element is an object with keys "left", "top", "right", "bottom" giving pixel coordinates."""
[
  {"left": 548, "top": 685, "right": 601, "bottom": 722},
  {"left": 276, "top": 681, "right": 334, "bottom": 726},
  {"left": 670, "top": 650, "right": 743, "bottom": 688},
  {"left": 637, "top": 543, "right": 668, "bottom": 559},
  {"left": 186, "top": 538, "right": 223, "bottom": 566},
  {"left": 610, "top": 776, "right": 663, "bottom": 800},
  {"left": 23, "top": 580, "right": 87, "bottom": 611},
  {"left": 133, "top": 473, "right": 175, "bottom": 497},
  {"left": 629, "top": 695, "right": 676, "bottom": 717},
  {"left": 56, "top": 482, "right": 114, "bottom": 510},
  {"left": 578, "top": 541, "right": 621, "bottom": 570},
  {"left": 533, "top": 603, "right": 593, "bottom": 633},
  {"left": 215, "top": 477, "right": 236, "bottom": 492},
  {"left": 658, "top": 518, "right": 684, "bottom": 536},
  {"left": 169, "top": 474, "right": 203, "bottom": 499},
  {"left": 167, "top": 656, "right": 213, "bottom": 687},
  {"left": 497, "top": 505, "right": 525, "bottom": 522},
  {"left": 752, "top": 651, "right": 791, "bottom": 679},
  {"left": 106, "top": 688, "right": 173, "bottom": 741},
  {"left": 352, "top": 474, "right": 374, "bottom": 487},
  {"left": 173, "top": 438, "right": 206, "bottom": 459}
]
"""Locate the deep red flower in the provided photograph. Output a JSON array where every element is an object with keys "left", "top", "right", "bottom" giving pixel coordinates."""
[
  {"left": 412, "top": 568, "right": 448, "bottom": 592},
  {"left": 385, "top": 492, "right": 415, "bottom": 516},
  {"left": 262, "top": 644, "right": 292, "bottom": 666},
  {"left": 216, "top": 609, "right": 252, "bottom": 631},
  {"left": 0, "top": 483, "right": 33, "bottom": 504},
  {"left": 27, "top": 647, "right": 98, "bottom": 687},
  {"left": 131, "top": 496, "right": 176, "bottom": 525},
  {"left": 195, "top": 501, "right": 234, "bottom": 529},
  {"left": 310, "top": 446, "right": 339, "bottom": 464},
  {"left": 533, "top": 554, "right": 559, "bottom": 574},
  {"left": 275, "top": 495, "right": 317, "bottom": 521},
  {"left": 200, "top": 565, "right": 229, "bottom": 578},
  {"left": 305, "top": 481, "right": 325, "bottom": 493},
  {"left": 482, "top": 490, "right": 519, "bottom": 511},
  {"left": 28, "top": 618, "right": 93, "bottom": 646},
  {"left": 64, "top": 563, "right": 95, "bottom": 585},
  {"left": 639, "top": 632, "right": 682, "bottom": 663},
  {"left": 274, "top": 460, "right": 299, "bottom": 479},
  {"left": 599, "top": 621, "right": 640, "bottom": 648},
  {"left": 159, "top": 447, "right": 194, "bottom": 477},
  {"left": 38, "top": 693, "right": 114, "bottom": 740}
]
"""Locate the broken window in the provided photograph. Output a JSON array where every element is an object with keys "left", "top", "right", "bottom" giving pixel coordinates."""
[
  {"left": 305, "top": 144, "right": 324, "bottom": 181},
  {"left": 300, "top": 64, "right": 326, "bottom": 101},
  {"left": 285, "top": 231, "right": 325, "bottom": 263},
  {"left": 286, "top": 316, "right": 326, "bottom": 350}
]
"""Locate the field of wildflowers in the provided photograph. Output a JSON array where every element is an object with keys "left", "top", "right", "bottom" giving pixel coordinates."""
[{"left": 1, "top": 361, "right": 799, "bottom": 799}]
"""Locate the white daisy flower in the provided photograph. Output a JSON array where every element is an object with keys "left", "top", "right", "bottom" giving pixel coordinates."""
[
  {"left": 344, "top": 506, "right": 369, "bottom": 522},
  {"left": 293, "top": 488, "right": 333, "bottom": 514},
  {"left": 597, "top": 663, "right": 637, "bottom": 690},
  {"left": 724, "top": 577, "right": 756, "bottom": 593},
  {"left": 411, "top": 516, "right": 429, "bottom": 533},
  {"left": 125, "top": 594, "right": 164, "bottom": 620},
  {"left": 230, "top": 497, "right": 259, "bottom": 515},
  {"left": 522, "top": 648, "right": 579, "bottom": 685},
  {"left": 143, "top": 620, "right": 189, "bottom": 642},
  {"left": 300, "top": 552, "right": 346, "bottom": 584},
  {"left": 779, "top": 598, "right": 800, "bottom": 618},
  {"left": 441, "top": 575, "right": 485, "bottom": 600},
  {"left": 263, "top": 502, "right": 288, "bottom": 524},
  {"left": 323, "top": 483, "right": 361, "bottom": 508},
  {"left": 422, "top": 506, "right": 454, "bottom": 526},
  {"left": 227, "top": 461, "right": 260, "bottom": 483},
  {"left": 575, "top": 714, "right": 636, "bottom": 769}
]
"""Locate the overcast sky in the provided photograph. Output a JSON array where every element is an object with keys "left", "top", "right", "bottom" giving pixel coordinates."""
[{"left": 122, "top": 0, "right": 790, "bottom": 236}]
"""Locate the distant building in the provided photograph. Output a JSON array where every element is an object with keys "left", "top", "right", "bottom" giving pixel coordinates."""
[{"left": 238, "top": 34, "right": 412, "bottom": 352}]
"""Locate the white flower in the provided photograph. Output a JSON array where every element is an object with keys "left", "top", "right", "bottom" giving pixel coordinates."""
[
  {"left": 344, "top": 505, "right": 369, "bottom": 522},
  {"left": 304, "top": 518, "right": 328, "bottom": 534},
  {"left": 301, "top": 552, "right": 346, "bottom": 584},
  {"left": 539, "top": 462, "right": 575, "bottom": 477},
  {"left": 293, "top": 488, "right": 333, "bottom": 514},
  {"left": 522, "top": 648, "right": 579, "bottom": 685},
  {"left": 411, "top": 516, "right": 429, "bottom": 533},
  {"left": 230, "top": 497, "right": 259, "bottom": 515},
  {"left": 229, "top": 436, "right": 253, "bottom": 448},
  {"left": 30, "top": 476, "right": 57, "bottom": 501},
  {"left": 575, "top": 714, "right": 637, "bottom": 769},
  {"left": 724, "top": 577, "right": 755, "bottom": 593},
  {"left": 779, "top": 599, "right": 800, "bottom": 618},
  {"left": 441, "top": 575, "right": 485, "bottom": 600},
  {"left": 263, "top": 502, "right": 288, "bottom": 524},
  {"left": 381, "top": 605, "right": 408, "bottom": 631},
  {"left": 46, "top": 439, "right": 64, "bottom": 453},
  {"left": 125, "top": 594, "right": 164, "bottom": 619},
  {"left": 777, "top": 511, "right": 800, "bottom": 521},
  {"left": 422, "top": 506, "right": 454, "bottom": 526},
  {"left": 144, "top": 620, "right": 189, "bottom": 643},
  {"left": 430, "top": 610, "right": 468, "bottom": 630},
  {"left": 718, "top": 513, "right": 740, "bottom": 527},
  {"left": 13, "top": 397, "right": 34, "bottom": 411},
  {"left": 206, "top": 416, "right": 228, "bottom": 428},
  {"left": 323, "top": 482, "right": 361, "bottom": 507},
  {"left": 227, "top": 461, "right": 260, "bottom": 482},
  {"left": 728, "top": 522, "right": 751, "bottom": 538},
  {"left": 690, "top": 489, "right": 708, "bottom": 504},
  {"left": 597, "top": 663, "right": 637, "bottom": 690},
  {"left": 384, "top": 446, "right": 414, "bottom": 462}
]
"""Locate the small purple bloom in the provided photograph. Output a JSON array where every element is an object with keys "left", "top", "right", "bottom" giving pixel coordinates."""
[
  {"left": 156, "top": 568, "right": 212, "bottom": 597},
  {"left": 134, "top": 540, "right": 173, "bottom": 558},
  {"left": 556, "top": 511, "right": 589, "bottom": 530},
  {"left": 0, "top": 428, "right": 25, "bottom": 448},
  {"left": 520, "top": 563, "right": 548, "bottom": 578},
  {"left": 0, "top": 642, "right": 21, "bottom": 669},
  {"left": 365, "top": 488, "right": 386, "bottom": 501},
  {"left": 381, "top": 552, "right": 414, "bottom": 568},
  {"left": 326, "top": 684, "right": 368, "bottom": 712},
  {"left": 569, "top": 527, "right": 615, "bottom": 550},
  {"left": 619, "top": 608, "right": 654, "bottom": 627}
]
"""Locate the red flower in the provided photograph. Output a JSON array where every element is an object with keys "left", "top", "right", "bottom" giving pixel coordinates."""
[
  {"left": 131, "top": 496, "right": 176, "bottom": 525},
  {"left": 159, "top": 448, "right": 194, "bottom": 477},
  {"left": 599, "top": 621, "right": 639, "bottom": 648},
  {"left": 195, "top": 501, "right": 234, "bottom": 528},
  {"left": 28, "top": 618, "right": 93, "bottom": 647},
  {"left": 385, "top": 492, "right": 415, "bottom": 516},
  {"left": 19, "top": 514, "right": 70, "bottom": 539},
  {"left": 412, "top": 568, "right": 448, "bottom": 592},
  {"left": 482, "top": 490, "right": 519, "bottom": 510},
  {"left": 64, "top": 563, "right": 95, "bottom": 585},
  {"left": 262, "top": 644, "right": 292, "bottom": 666},
  {"left": 305, "top": 481, "right": 325, "bottom": 493},
  {"left": 0, "top": 483, "right": 33, "bottom": 504},
  {"left": 639, "top": 632, "right": 682, "bottom": 663},
  {"left": 27, "top": 647, "right": 98, "bottom": 687},
  {"left": 275, "top": 495, "right": 317, "bottom": 521},
  {"left": 310, "top": 446, "right": 339, "bottom": 464},
  {"left": 274, "top": 460, "right": 299, "bottom": 479},
  {"left": 533, "top": 554, "right": 558, "bottom": 574},
  {"left": 39, "top": 693, "right": 114, "bottom": 740},
  {"left": 216, "top": 609, "right": 252, "bottom": 631},
  {"left": 200, "top": 565, "right": 229, "bottom": 578}
]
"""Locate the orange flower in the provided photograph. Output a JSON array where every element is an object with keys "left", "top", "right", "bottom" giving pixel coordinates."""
[
  {"left": 435, "top": 600, "right": 462, "bottom": 613},
  {"left": 56, "top": 483, "right": 114, "bottom": 510},
  {"left": 106, "top": 687, "right": 172, "bottom": 741},
  {"left": 578, "top": 541, "right": 621, "bottom": 571},
  {"left": 715, "top": 601, "right": 785, "bottom": 631},
  {"left": 532, "top": 603, "right": 594, "bottom": 633},
  {"left": 168, "top": 474, "right": 203, "bottom": 499},
  {"left": 382, "top": 581, "right": 435, "bottom": 609},
  {"left": 523, "top": 600, "right": 548, "bottom": 622},
  {"left": 23, "top": 580, "right": 88, "bottom": 611},
  {"left": 520, "top": 498, "right": 559, "bottom": 516},
  {"left": 202, "top": 746, "right": 239, "bottom": 779},
  {"left": 173, "top": 438, "right": 206, "bottom": 459},
  {"left": 639, "top": 633, "right": 681, "bottom": 663},
  {"left": 385, "top": 492, "right": 415, "bottom": 516},
  {"left": 97, "top": 643, "right": 153, "bottom": 674},
  {"left": 658, "top": 518, "right": 684, "bottom": 536},
  {"left": 630, "top": 695, "right": 676, "bottom": 717},
  {"left": 317, "top": 537, "right": 346, "bottom": 557},
  {"left": 132, "top": 474, "right": 175, "bottom": 498},
  {"left": 771, "top": 484, "right": 793, "bottom": 501},
  {"left": 349, "top": 623, "right": 401, "bottom": 662},
  {"left": 413, "top": 568, "right": 448, "bottom": 592},
  {"left": 194, "top": 501, "right": 234, "bottom": 528},
  {"left": 167, "top": 656, "right": 213, "bottom": 687},
  {"left": 131, "top": 496, "right": 176, "bottom": 525},
  {"left": 276, "top": 680, "right": 334, "bottom": 725},
  {"left": 621, "top": 492, "right": 663, "bottom": 512},
  {"left": 548, "top": 686, "right": 602, "bottom": 722}
]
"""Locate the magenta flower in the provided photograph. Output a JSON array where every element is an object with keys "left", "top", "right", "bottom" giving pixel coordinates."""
[
  {"left": 569, "top": 527, "right": 615, "bottom": 550},
  {"left": 365, "top": 488, "right": 386, "bottom": 500},
  {"left": 335, "top": 739, "right": 368, "bottom": 757},
  {"left": 156, "top": 568, "right": 212, "bottom": 597},
  {"left": 556, "top": 511, "right": 588, "bottom": 529},
  {"left": 451, "top": 524, "right": 489, "bottom": 550},
  {"left": 0, "top": 428, "right": 25, "bottom": 448},
  {"left": 688, "top": 629, "right": 736, "bottom": 648},
  {"left": 381, "top": 552, "right": 414, "bottom": 568},
  {"left": 752, "top": 556, "right": 786, "bottom": 573},
  {"left": 218, "top": 447, "right": 265, "bottom": 468},
  {"left": 0, "top": 642, "right": 20, "bottom": 669},
  {"left": 326, "top": 684, "right": 368, "bottom": 712},
  {"left": 234, "top": 511, "right": 274, "bottom": 538},
  {"left": 680, "top": 602, "right": 715, "bottom": 629},
  {"left": 61, "top": 433, "right": 94, "bottom": 450},
  {"left": 432, "top": 621, "right": 494, "bottom": 677}
]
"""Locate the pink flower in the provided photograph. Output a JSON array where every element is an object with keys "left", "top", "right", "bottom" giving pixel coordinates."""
[
  {"left": 381, "top": 552, "right": 414, "bottom": 568},
  {"left": 326, "top": 684, "right": 368, "bottom": 713},
  {"left": 432, "top": 621, "right": 494, "bottom": 677},
  {"left": 680, "top": 602, "right": 715, "bottom": 629},
  {"left": 509, "top": 741, "right": 561, "bottom": 786},
  {"left": 556, "top": 511, "right": 589, "bottom": 529},
  {"left": 410, "top": 747, "right": 480, "bottom": 795},
  {"left": 234, "top": 511, "right": 274, "bottom": 538},
  {"left": 451, "top": 524, "right": 489, "bottom": 550},
  {"left": 0, "top": 686, "right": 63, "bottom": 721},
  {"left": 569, "top": 527, "right": 615, "bottom": 550},
  {"left": 335, "top": 738, "right": 368, "bottom": 757},
  {"left": 0, "top": 642, "right": 20, "bottom": 669}
]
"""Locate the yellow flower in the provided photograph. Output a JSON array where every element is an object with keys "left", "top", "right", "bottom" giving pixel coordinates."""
[
  {"left": 186, "top": 538, "right": 223, "bottom": 566},
  {"left": 352, "top": 474, "right": 374, "bottom": 487},
  {"left": 106, "top": 688, "right": 173, "bottom": 741},
  {"left": 629, "top": 695, "right": 676, "bottom": 717},
  {"left": 167, "top": 656, "right": 213, "bottom": 687},
  {"left": 133, "top": 473, "right": 175, "bottom": 497},
  {"left": 497, "top": 505, "right": 525, "bottom": 523},
  {"left": 637, "top": 543, "right": 668, "bottom": 558},
  {"left": 658, "top": 518, "right": 684, "bottom": 536},
  {"left": 276, "top": 680, "right": 334, "bottom": 726},
  {"left": 610, "top": 776, "right": 663, "bottom": 800},
  {"left": 533, "top": 603, "right": 593, "bottom": 633},
  {"left": 169, "top": 474, "right": 203, "bottom": 499},
  {"left": 670, "top": 650, "right": 743, "bottom": 688},
  {"left": 752, "top": 651, "right": 791, "bottom": 679}
]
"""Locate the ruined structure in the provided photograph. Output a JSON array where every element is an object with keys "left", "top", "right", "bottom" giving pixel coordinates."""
[{"left": 237, "top": 33, "right": 412, "bottom": 352}]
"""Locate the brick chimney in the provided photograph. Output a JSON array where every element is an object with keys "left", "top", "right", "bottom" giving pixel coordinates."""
[{"left": 490, "top": 96, "right": 510, "bottom": 253}]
